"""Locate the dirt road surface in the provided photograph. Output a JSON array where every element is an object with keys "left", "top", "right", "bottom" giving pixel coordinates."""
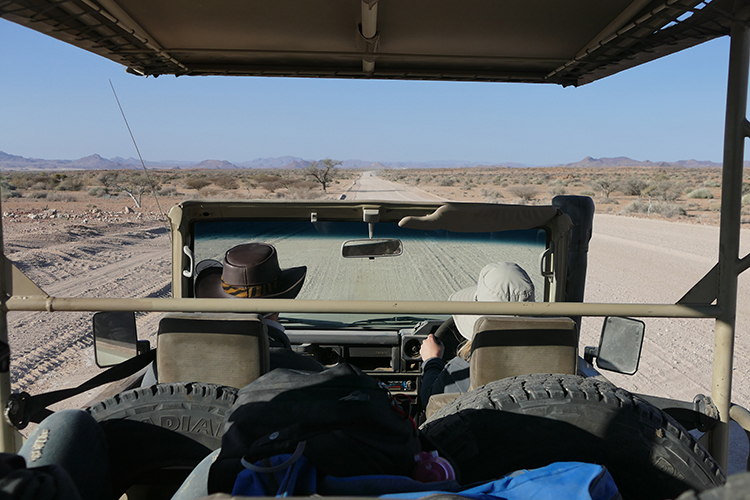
[{"left": 3, "top": 170, "right": 749, "bottom": 473}]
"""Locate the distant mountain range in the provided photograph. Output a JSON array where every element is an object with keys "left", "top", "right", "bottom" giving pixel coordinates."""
[{"left": 0, "top": 151, "right": 731, "bottom": 171}]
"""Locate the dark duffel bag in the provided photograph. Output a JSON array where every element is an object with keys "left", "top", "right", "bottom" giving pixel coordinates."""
[{"left": 208, "top": 363, "right": 421, "bottom": 493}]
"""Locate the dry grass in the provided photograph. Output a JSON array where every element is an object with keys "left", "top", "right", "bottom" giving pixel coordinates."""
[{"left": 379, "top": 166, "right": 733, "bottom": 224}]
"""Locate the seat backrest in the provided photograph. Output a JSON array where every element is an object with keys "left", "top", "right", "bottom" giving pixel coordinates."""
[
  {"left": 157, "top": 312, "right": 270, "bottom": 388},
  {"left": 469, "top": 316, "right": 577, "bottom": 390}
]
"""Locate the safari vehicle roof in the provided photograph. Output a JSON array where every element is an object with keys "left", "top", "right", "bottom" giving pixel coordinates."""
[{"left": 1, "top": 0, "right": 744, "bottom": 86}]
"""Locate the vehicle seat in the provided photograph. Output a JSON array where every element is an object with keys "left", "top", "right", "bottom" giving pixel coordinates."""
[
  {"left": 157, "top": 312, "right": 270, "bottom": 388},
  {"left": 469, "top": 316, "right": 577, "bottom": 390},
  {"left": 424, "top": 316, "right": 577, "bottom": 420}
]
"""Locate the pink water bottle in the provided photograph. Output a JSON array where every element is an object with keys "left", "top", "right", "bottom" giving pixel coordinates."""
[{"left": 412, "top": 450, "right": 456, "bottom": 482}]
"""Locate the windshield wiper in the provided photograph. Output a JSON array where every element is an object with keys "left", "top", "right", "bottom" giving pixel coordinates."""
[
  {"left": 348, "top": 316, "right": 437, "bottom": 327},
  {"left": 279, "top": 317, "right": 348, "bottom": 328}
]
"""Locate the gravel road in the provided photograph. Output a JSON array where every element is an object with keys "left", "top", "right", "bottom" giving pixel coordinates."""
[{"left": 3, "top": 171, "right": 749, "bottom": 472}]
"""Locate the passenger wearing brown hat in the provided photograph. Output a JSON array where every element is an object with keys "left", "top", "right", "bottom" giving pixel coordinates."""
[
  {"left": 419, "top": 262, "right": 535, "bottom": 403},
  {"left": 195, "top": 242, "right": 323, "bottom": 372}
]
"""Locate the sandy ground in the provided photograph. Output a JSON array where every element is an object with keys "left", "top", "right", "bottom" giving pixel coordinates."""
[{"left": 3, "top": 172, "right": 750, "bottom": 474}]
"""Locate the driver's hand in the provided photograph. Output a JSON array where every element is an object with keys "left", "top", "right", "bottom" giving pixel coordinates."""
[{"left": 420, "top": 334, "right": 444, "bottom": 361}]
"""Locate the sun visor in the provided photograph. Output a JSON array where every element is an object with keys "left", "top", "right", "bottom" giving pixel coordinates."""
[{"left": 398, "top": 203, "right": 561, "bottom": 232}]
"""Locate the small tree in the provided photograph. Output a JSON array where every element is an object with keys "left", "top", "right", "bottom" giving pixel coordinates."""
[
  {"left": 590, "top": 177, "right": 617, "bottom": 199},
  {"left": 99, "top": 171, "right": 160, "bottom": 208},
  {"left": 306, "top": 158, "right": 341, "bottom": 192}
]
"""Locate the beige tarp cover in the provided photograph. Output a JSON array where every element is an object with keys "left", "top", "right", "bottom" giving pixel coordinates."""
[
  {"left": 1, "top": 0, "right": 745, "bottom": 86},
  {"left": 399, "top": 203, "right": 561, "bottom": 232}
]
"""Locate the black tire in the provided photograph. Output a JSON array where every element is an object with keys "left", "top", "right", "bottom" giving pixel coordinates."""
[
  {"left": 87, "top": 382, "right": 238, "bottom": 450},
  {"left": 420, "top": 374, "right": 725, "bottom": 500}
]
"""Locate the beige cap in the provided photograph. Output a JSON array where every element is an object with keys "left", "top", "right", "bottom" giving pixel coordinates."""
[{"left": 450, "top": 262, "right": 535, "bottom": 340}]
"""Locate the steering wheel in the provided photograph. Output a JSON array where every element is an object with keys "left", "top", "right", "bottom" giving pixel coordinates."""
[{"left": 432, "top": 316, "right": 463, "bottom": 361}]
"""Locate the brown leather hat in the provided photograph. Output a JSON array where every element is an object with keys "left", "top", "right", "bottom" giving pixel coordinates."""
[{"left": 194, "top": 243, "right": 306, "bottom": 299}]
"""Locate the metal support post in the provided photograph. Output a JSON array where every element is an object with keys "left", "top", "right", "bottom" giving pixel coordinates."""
[
  {"left": 0, "top": 197, "right": 20, "bottom": 452},
  {"left": 710, "top": 19, "right": 750, "bottom": 470}
]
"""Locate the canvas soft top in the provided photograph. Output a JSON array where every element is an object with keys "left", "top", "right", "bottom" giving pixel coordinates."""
[{"left": 1, "top": 0, "right": 746, "bottom": 86}]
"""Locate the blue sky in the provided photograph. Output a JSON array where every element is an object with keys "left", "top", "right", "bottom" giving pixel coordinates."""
[{"left": 0, "top": 17, "right": 738, "bottom": 166}]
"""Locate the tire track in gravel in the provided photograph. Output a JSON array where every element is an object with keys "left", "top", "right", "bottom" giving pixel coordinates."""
[{"left": 4, "top": 223, "right": 171, "bottom": 396}]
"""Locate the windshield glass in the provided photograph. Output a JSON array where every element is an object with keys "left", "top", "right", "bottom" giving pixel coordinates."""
[{"left": 193, "top": 220, "right": 547, "bottom": 326}]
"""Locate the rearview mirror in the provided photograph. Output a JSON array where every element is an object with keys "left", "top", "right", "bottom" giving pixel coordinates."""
[
  {"left": 342, "top": 239, "right": 403, "bottom": 258},
  {"left": 93, "top": 311, "right": 138, "bottom": 367},
  {"left": 584, "top": 316, "right": 645, "bottom": 375}
]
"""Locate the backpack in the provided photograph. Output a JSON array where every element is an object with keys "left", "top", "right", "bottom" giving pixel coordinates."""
[{"left": 208, "top": 363, "right": 421, "bottom": 493}]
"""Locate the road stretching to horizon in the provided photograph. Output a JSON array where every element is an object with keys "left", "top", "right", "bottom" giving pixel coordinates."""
[{"left": 4, "top": 170, "right": 749, "bottom": 472}]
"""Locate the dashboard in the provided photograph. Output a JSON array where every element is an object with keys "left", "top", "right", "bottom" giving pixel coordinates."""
[{"left": 285, "top": 319, "right": 442, "bottom": 404}]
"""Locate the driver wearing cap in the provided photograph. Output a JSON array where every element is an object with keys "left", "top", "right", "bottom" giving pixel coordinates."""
[{"left": 420, "top": 262, "right": 535, "bottom": 403}]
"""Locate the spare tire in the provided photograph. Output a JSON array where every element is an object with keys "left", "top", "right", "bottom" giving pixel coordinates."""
[
  {"left": 86, "top": 383, "right": 238, "bottom": 496},
  {"left": 420, "top": 374, "right": 725, "bottom": 500},
  {"left": 87, "top": 382, "right": 238, "bottom": 450}
]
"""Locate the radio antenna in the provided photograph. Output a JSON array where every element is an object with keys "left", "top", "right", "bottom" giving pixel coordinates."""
[{"left": 109, "top": 79, "right": 170, "bottom": 240}]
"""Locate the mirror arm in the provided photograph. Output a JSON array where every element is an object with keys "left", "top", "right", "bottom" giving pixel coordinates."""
[{"left": 583, "top": 345, "right": 598, "bottom": 365}]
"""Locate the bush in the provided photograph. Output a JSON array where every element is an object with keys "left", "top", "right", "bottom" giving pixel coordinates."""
[
  {"left": 508, "top": 185, "right": 539, "bottom": 202},
  {"left": 619, "top": 177, "right": 648, "bottom": 196},
  {"left": 622, "top": 200, "right": 686, "bottom": 217},
  {"left": 644, "top": 181, "right": 683, "bottom": 202},
  {"left": 742, "top": 194, "right": 750, "bottom": 206},
  {"left": 30, "top": 191, "right": 48, "bottom": 199},
  {"left": 184, "top": 178, "right": 212, "bottom": 190},
  {"left": 158, "top": 186, "right": 178, "bottom": 197},
  {"left": 686, "top": 188, "right": 714, "bottom": 199},
  {"left": 31, "top": 181, "right": 53, "bottom": 190},
  {"left": 56, "top": 178, "right": 84, "bottom": 191},
  {"left": 579, "top": 190, "right": 595, "bottom": 196},
  {"left": 438, "top": 177, "right": 456, "bottom": 187},
  {"left": 47, "top": 192, "right": 77, "bottom": 202},
  {"left": 212, "top": 176, "right": 239, "bottom": 190},
  {"left": 88, "top": 187, "right": 108, "bottom": 197},
  {"left": 481, "top": 188, "right": 503, "bottom": 202},
  {"left": 549, "top": 186, "right": 567, "bottom": 196}
]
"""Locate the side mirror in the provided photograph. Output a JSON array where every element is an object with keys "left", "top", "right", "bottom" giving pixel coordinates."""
[
  {"left": 584, "top": 316, "right": 645, "bottom": 375},
  {"left": 93, "top": 311, "right": 141, "bottom": 367},
  {"left": 341, "top": 238, "right": 403, "bottom": 258}
]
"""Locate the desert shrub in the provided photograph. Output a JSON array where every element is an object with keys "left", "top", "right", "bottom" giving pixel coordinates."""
[
  {"left": 286, "top": 187, "right": 324, "bottom": 200},
  {"left": 55, "top": 178, "right": 84, "bottom": 191},
  {"left": 481, "top": 188, "right": 503, "bottom": 202},
  {"left": 46, "top": 192, "right": 77, "bottom": 202},
  {"left": 87, "top": 187, "right": 108, "bottom": 197},
  {"left": 622, "top": 200, "right": 686, "bottom": 217},
  {"left": 29, "top": 191, "right": 47, "bottom": 199},
  {"left": 704, "top": 180, "right": 721, "bottom": 188},
  {"left": 619, "top": 177, "right": 649, "bottom": 196},
  {"left": 438, "top": 177, "right": 456, "bottom": 187},
  {"left": 549, "top": 186, "right": 567, "bottom": 196},
  {"left": 743, "top": 194, "right": 750, "bottom": 205},
  {"left": 259, "top": 180, "right": 286, "bottom": 193},
  {"left": 158, "top": 186, "right": 178, "bottom": 197},
  {"left": 508, "top": 185, "right": 539, "bottom": 202},
  {"left": 579, "top": 190, "right": 595, "bottom": 196},
  {"left": 493, "top": 176, "right": 505, "bottom": 185},
  {"left": 212, "top": 176, "right": 239, "bottom": 190},
  {"left": 198, "top": 187, "right": 222, "bottom": 198},
  {"left": 644, "top": 181, "right": 683, "bottom": 201},
  {"left": 31, "top": 181, "right": 53, "bottom": 190},
  {"left": 686, "top": 188, "right": 714, "bottom": 199},
  {"left": 184, "top": 178, "right": 212, "bottom": 190}
]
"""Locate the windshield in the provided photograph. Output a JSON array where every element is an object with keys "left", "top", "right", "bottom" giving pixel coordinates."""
[{"left": 193, "top": 220, "right": 547, "bottom": 326}]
